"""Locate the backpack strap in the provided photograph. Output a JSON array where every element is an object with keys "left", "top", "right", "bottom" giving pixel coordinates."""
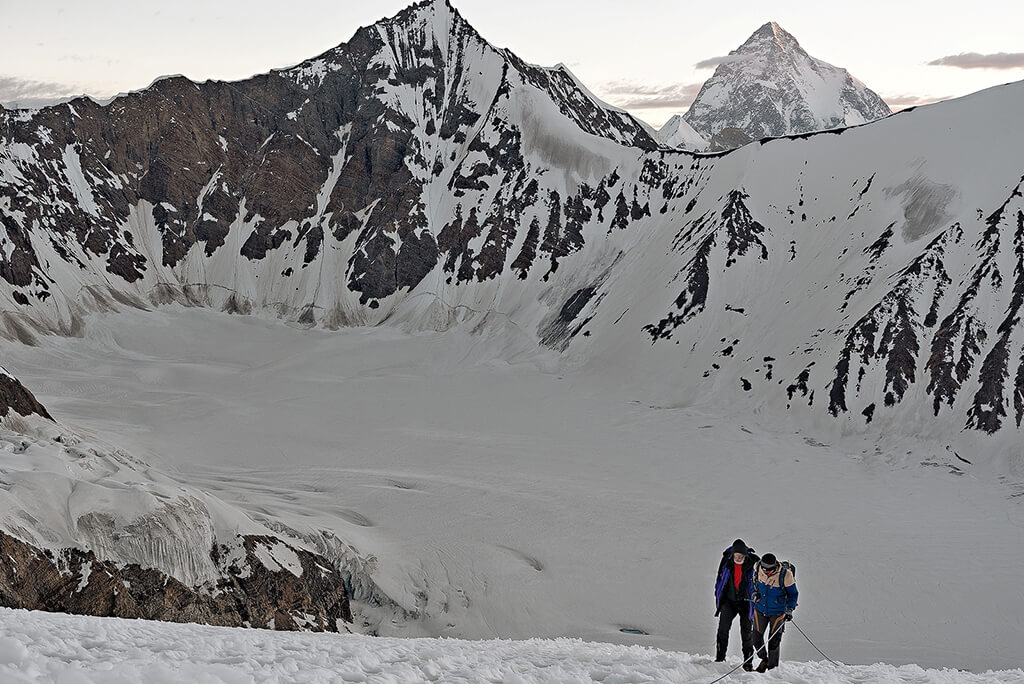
[
  {"left": 779, "top": 562, "right": 791, "bottom": 599},
  {"left": 718, "top": 549, "right": 731, "bottom": 586}
]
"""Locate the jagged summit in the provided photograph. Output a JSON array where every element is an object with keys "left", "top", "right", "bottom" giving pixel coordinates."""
[
  {"left": 742, "top": 21, "right": 801, "bottom": 51},
  {"left": 278, "top": 0, "right": 655, "bottom": 148},
  {"left": 683, "top": 21, "right": 891, "bottom": 143},
  {"left": 375, "top": 0, "right": 466, "bottom": 48}
]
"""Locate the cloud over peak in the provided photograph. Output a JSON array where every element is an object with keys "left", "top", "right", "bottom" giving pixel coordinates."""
[
  {"left": 694, "top": 54, "right": 756, "bottom": 70},
  {"left": 596, "top": 80, "right": 703, "bottom": 110},
  {"left": 928, "top": 52, "right": 1024, "bottom": 70},
  {"left": 881, "top": 93, "right": 952, "bottom": 109},
  {"left": 0, "top": 75, "right": 82, "bottom": 109}
]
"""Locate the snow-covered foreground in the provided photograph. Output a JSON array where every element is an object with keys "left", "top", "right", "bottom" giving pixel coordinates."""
[
  {"left": 2, "top": 608, "right": 1020, "bottom": 684},
  {"left": 2, "top": 307, "right": 1023, "bottom": 673}
]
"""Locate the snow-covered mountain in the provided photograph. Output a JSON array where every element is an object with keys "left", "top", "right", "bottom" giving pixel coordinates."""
[
  {"left": 655, "top": 114, "right": 707, "bottom": 151},
  {"left": 2, "top": 0, "right": 1024, "bottom": 648},
  {"left": 683, "top": 22, "right": 892, "bottom": 143},
  {"left": 1, "top": 0, "right": 1022, "bottom": 444}
]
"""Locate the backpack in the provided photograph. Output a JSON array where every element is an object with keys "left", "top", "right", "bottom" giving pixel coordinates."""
[{"left": 755, "top": 560, "right": 796, "bottom": 598}]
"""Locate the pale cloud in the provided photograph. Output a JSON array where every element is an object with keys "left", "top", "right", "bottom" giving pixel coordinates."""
[
  {"left": 928, "top": 52, "right": 1024, "bottom": 69},
  {"left": 597, "top": 80, "right": 703, "bottom": 110},
  {"left": 694, "top": 54, "right": 755, "bottom": 70},
  {"left": 0, "top": 75, "right": 81, "bottom": 108},
  {"left": 880, "top": 93, "right": 952, "bottom": 109}
]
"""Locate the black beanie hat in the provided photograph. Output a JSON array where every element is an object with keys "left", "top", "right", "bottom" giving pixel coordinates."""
[
  {"left": 731, "top": 539, "right": 748, "bottom": 556},
  {"left": 761, "top": 553, "right": 778, "bottom": 568}
]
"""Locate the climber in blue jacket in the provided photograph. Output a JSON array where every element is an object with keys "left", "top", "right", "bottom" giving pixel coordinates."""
[{"left": 749, "top": 553, "right": 798, "bottom": 672}]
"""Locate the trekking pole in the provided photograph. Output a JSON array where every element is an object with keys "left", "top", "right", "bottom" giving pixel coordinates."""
[{"left": 790, "top": 619, "right": 843, "bottom": 667}]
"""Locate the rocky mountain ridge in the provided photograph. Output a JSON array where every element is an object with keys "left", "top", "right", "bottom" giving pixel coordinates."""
[{"left": 0, "top": 0, "right": 1022, "bottom": 451}]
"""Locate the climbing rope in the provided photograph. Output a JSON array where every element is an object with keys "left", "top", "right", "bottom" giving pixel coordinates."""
[
  {"left": 790, "top": 619, "right": 843, "bottom": 667},
  {"left": 704, "top": 617, "right": 841, "bottom": 683},
  {"left": 704, "top": 616, "right": 780, "bottom": 684},
  {"left": 704, "top": 652, "right": 756, "bottom": 684}
]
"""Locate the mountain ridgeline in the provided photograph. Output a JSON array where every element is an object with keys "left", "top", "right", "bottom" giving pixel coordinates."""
[{"left": 2, "top": 0, "right": 1024, "bottom": 445}]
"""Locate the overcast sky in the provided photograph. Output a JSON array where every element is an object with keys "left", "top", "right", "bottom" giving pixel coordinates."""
[{"left": 1, "top": 0, "right": 1022, "bottom": 127}]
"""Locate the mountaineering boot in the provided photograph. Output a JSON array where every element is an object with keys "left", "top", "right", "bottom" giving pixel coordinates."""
[
  {"left": 742, "top": 661, "right": 753, "bottom": 672},
  {"left": 756, "top": 660, "right": 769, "bottom": 673}
]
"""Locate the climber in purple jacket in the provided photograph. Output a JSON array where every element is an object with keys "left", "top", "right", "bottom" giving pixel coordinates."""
[{"left": 713, "top": 539, "right": 759, "bottom": 669}]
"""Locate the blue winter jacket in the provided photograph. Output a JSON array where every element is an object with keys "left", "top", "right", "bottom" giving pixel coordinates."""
[{"left": 751, "top": 564, "right": 798, "bottom": 617}]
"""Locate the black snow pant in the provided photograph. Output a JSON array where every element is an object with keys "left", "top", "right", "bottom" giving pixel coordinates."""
[
  {"left": 752, "top": 610, "right": 787, "bottom": 670},
  {"left": 715, "top": 599, "right": 753, "bottom": 661}
]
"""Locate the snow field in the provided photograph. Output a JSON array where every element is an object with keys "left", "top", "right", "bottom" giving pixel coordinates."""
[
  {"left": 3, "top": 307, "right": 1023, "bottom": 673},
  {"left": 1, "top": 608, "right": 1022, "bottom": 684}
]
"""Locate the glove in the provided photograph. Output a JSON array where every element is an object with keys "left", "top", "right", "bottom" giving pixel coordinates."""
[{"left": 784, "top": 611, "right": 793, "bottom": 622}]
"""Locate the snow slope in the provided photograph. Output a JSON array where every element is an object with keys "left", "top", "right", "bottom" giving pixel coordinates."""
[
  {"left": 2, "top": 608, "right": 1021, "bottom": 684},
  {"left": 656, "top": 114, "right": 708, "bottom": 151},
  {"left": 0, "top": 414, "right": 273, "bottom": 587},
  {"left": 4, "top": 308, "right": 1023, "bottom": 672}
]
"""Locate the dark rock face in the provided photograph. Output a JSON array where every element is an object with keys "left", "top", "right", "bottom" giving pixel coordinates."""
[
  {"left": 0, "top": 371, "right": 52, "bottom": 421},
  {"left": 0, "top": 530, "right": 351, "bottom": 632},
  {"left": 646, "top": 190, "right": 766, "bottom": 340},
  {"left": 707, "top": 127, "right": 753, "bottom": 152},
  {"left": 540, "top": 286, "right": 599, "bottom": 350},
  {"left": 0, "top": 0, "right": 655, "bottom": 321}
]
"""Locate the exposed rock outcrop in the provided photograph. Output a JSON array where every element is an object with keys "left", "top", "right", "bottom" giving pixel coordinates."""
[
  {"left": 0, "top": 367, "right": 52, "bottom": 421},
  {"left": 0, "top": 530, "right": 352, "bottom": 631},
  {"left": 706, "top": 127, "right": 753, "bottom": 152}
]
